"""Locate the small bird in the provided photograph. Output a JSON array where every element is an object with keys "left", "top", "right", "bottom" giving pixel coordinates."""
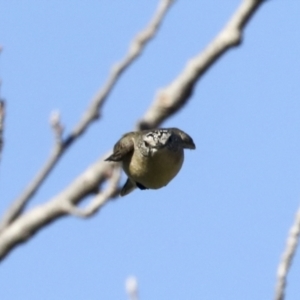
[{"left": 105, "top": 128, "right": 196, "bottom": 196}]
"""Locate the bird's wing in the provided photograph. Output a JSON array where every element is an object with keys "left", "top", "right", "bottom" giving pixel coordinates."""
[
  {"left": 105, "top": 132, "right": 135, "bottom": 162},
  {"left": 120, "top": 178, "right": 136, "bottom": 196},
  {"left": 171, "top": 128, "right": 196, "bottom": 149}
]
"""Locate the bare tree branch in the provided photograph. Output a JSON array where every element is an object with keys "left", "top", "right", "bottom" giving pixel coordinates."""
[
  {"left": 0, "top": 0, "right": 175, "bottom": 231},
  {"left": 0, "top": 155, "right": 118, "bottom": 260},
  {"left": 137, "top": 0, "right": 265, "bottom": 130},
  {"left": 71, "top": 0, "right": 175, "bottom": 139},
  {"left": 0, "top": 0, "right": 266, "bottom": 260},
  {"left": 275, "top": 206, "right": 300, "bottom": 300}
]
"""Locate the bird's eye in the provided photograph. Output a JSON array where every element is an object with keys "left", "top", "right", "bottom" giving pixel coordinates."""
[
  {"left": 168, "top": 135, "right": 173, "bottom": 142},
  {"left": 144, "top": 141, "right": 149, "bottom": 147}
]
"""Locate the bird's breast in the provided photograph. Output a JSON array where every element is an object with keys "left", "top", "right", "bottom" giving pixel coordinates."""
[{"left": 122, "top": 148, "right": 184, "bottom": 189}]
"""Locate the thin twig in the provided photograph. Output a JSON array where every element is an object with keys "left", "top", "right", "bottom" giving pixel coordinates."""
[
  {"left": 275, "top": 206, "right": 300, "bottom": 300},
  {"left": 0, "top": 0, "right": 174, "bottom": 231},
  {"left": 0, "top": 144, "right": 63, "bottom": 231},
  {"left": 64, "top": 164, "right": 121, "bottom": 218},
  {"left": 137, "top": 0, "right": 265, "bottom": 130},
  {"left": 49, "top": 110, "right": 64, "bottom": 146},
  {"left": 125, "top": 276, "right": 139, "bottom": 300}
]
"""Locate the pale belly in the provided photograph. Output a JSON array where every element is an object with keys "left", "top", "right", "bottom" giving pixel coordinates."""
[{"left": 123, "top": 148, "right": 184, "bottom": 189}]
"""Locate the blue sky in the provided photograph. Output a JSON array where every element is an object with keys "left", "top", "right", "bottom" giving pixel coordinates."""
[{"left": 1, "top": 1, "right": 300, "bottom": 299}]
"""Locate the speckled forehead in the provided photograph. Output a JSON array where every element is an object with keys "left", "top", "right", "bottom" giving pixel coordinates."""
[{"left": 144, "top": 129, "right": 170, "bottom": 141}]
